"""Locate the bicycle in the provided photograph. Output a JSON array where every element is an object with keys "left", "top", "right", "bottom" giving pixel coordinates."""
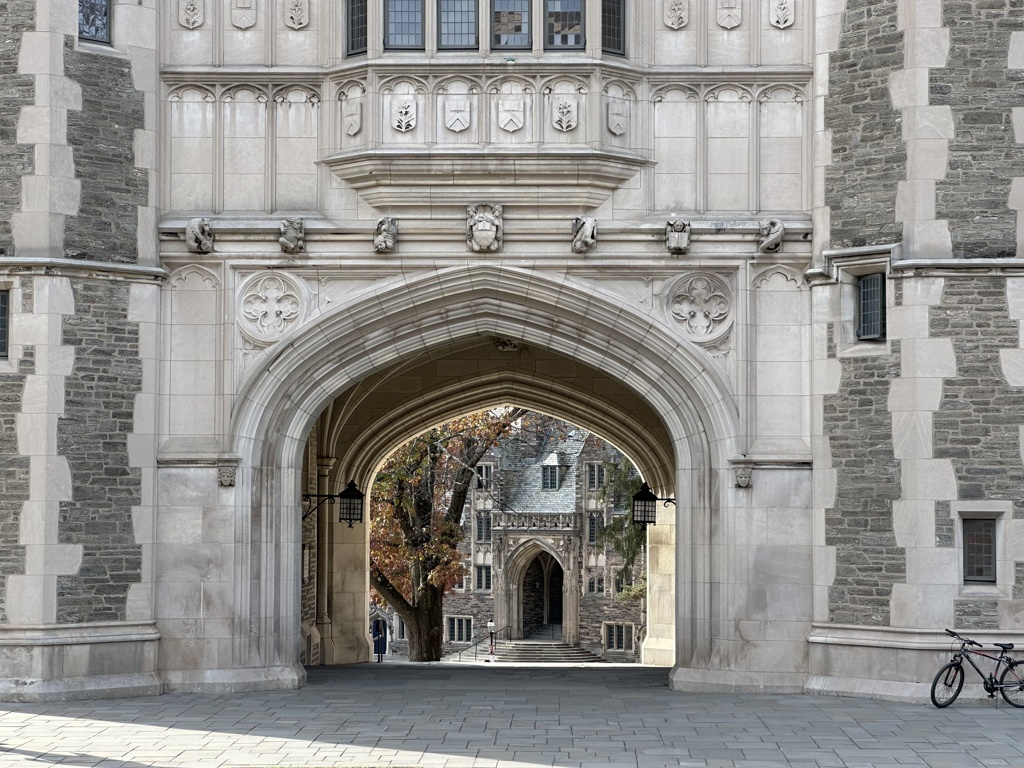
[{"left": 931, "top": 628, "right": 1024, "bottom": 708}]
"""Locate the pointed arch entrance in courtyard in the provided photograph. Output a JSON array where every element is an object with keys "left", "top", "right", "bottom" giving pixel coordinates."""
[{"left": 213, "top": 266, "right": 738, "bottom": 690}]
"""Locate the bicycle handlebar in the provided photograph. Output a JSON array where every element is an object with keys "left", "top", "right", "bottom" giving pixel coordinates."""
[{"left": 945, "top": 628, "right": 982, "bottom": 647}]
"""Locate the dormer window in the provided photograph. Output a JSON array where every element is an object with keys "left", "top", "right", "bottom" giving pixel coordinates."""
[{"left": 541, "top": 465, "right": 566, "bottom": 490}]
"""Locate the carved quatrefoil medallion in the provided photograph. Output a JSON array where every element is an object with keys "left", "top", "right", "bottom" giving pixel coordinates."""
[
  {"left": 239, "top": 273, "right": 304, "bottom": 343},
  {"left": 664, "top": 273, "right": 734, "bottom": 348}
]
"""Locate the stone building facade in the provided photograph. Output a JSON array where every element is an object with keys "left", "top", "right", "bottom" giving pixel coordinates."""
[
  {"left": 0, "top": 0, "right": 1021, "bottom": 701},
  {"left": 377, "top": 418, "right": 645, "bottom": 661}
]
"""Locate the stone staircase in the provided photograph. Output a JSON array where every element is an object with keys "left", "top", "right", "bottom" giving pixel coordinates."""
[{"left": 491, "top": 640, "right": 609, "bottom": 664}]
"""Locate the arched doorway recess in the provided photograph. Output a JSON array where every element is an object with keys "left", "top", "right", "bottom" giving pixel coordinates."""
[{"left": 227, "top": 266, "right": 737, "bottom": 686}]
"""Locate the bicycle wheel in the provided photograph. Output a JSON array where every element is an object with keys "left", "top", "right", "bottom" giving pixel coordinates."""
[
  {"left": 999, "top": 663, "right": 1024, "bottom": 708},
  {"left": 931, "top": 662, "right": 964, "bottom": 707}
]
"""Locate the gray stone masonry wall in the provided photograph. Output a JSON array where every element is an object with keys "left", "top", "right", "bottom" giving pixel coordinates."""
[
  {"left": 63, "top": 39, "right": 147, "bottom": 264},
  {"left": 824, "top": 0, "right": 906, "bottom": 249},
  {"left": 0, "top": 1, "right": 35, "bottom": 257},
  {"left": 933, "top": 1, "right": 1024, "bottom": 259},
  {"left": 931, "top": 278, "right": 1024, "bottom": 519},
  {"left": 954, "top": 599, "right": 999, "bottom": 630},
  {"left": 56, "top": 280, "right": 142, "bottom": 623},
  {"left": 0, "top": 345, "right": 34, "bottom": 623},
  {"left": 823, "top": 326, "right": 905, "bottom": 626},
  {"left": 578, "top": 581, "right": 643, "bottom": 653}
]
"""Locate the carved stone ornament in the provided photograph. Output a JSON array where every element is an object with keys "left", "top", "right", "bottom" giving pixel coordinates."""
[
  {"left": 571, "top": 216, "right": 598, "bottom": 253},
  {"left": 445, "top": 99, "right": 471, "bottom": 133},
  {"left": 758, "top": 217, "right": 785, "bottom": 252},
  {"left": 285, "top": 0, "right": 309, "bottom": 29},
  {"left": 240, "top": 273, "right": 303, "bottom": 341},
  {"left": 669, "top": 274, "right": 732, "bottom": 342},
  {"left": 735, "top": 466, "right": 752, "bottom": 488},
  {"left": 664, "top": 0, "right": 688, "bottom": 29},
  {"left": 498, "top": 99, "right": 525, "bottom": 133},
  {"left": 343, "top": 102, "right": 362, "bottom": 136},
  {"left": 232, "top": 0, "right": 256, "bottom": 29},
  {"left": 392, "top": 100, "right": 417, "bottom": 132},
  {"left": 495, "top": 337, "right": 520, "bottom": 351},
  {"left": 279, "top": 217, "right": 305, "bottom": 254},
  {"left": 717, "top": 0, "right": 741, "bottom": 29},
  {"left": 769, "top": 0, "right": 794, "bottom": 28},
  {"left": 219, "top": 465, "right": 237, "bottom": 487},
  {"left": 374, "top": 216, "right": 398, "bottom": 253},
  {"left": 553, "top": 97, "right": 578, "bottom": 132},
  {"left": 185, "top": 217, "right": 214, "bottom": 254},
  {"left": 467, "top": 204, "right": 504, "bottom": 253},
  {"left": 665, "top": 219, "right": 690, "bottom": 254},
  {"left": 179, "top": 0, "right": 204, "bottom": 29},
  {"left": 607, "top": 101, "right": 629, "bottom": 136}
]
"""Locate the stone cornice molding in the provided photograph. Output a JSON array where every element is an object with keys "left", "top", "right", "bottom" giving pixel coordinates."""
[
  {"left": 0, "top": 621, "right": 160, "bottom": 646},
  {"left": 0, "top": 258, "right": 167, "bottom": 284},
  {"left": 808, "top": 623, "right": 1024, "bottom": 650}
]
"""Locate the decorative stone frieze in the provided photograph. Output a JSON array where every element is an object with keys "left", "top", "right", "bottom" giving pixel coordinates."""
[
  {"left": 239, "top": 273, "right": 304, "bottom": 342},
  {"left": 666, "top": 273, "right": 733, "bottom": 345},
  {"left": 179, "top": 0, "right": 204, "bottom": 29},
  {"left": 285, "top": 0, "right": 308, "bottom": 29},
  {"left": 374, "top": 216, "right": 398, "bottom": 253},
  {"left": 717, "top": 0, "right": 741, "bottom": 29},
  {"left": 571, "top": 217, "right": 597, "bottom": 253},
  {"left": 467, "top": 204, "right": 503, "bottom": 252},
  {"left": 664, "top": 0, "right": 688, "bottom": 29},
  {"left": 758, "top": 218, "right": 785, "bottom": 252},
  {"left": 231, "top": 0, "right": 256, "bottom": 29},
  {"left": 279, "top": 218, "right": 305, "bottom": 254},
  {"left": 769, "top": 0, "right": 793, "bottom": 29},
  {"left": 665, "top": 220, "right": 690, "bottom": 254},
  {"left": 185, "top": 218, "right": 214, "bottom": 254}
]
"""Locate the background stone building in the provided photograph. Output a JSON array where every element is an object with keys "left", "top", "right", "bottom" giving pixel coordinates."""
[
  {"left": 377, "top": 416, "right": 645, "bottom": 661},
  {"left": 0, "top": 0, "right": 1021, "bottom": 701}
]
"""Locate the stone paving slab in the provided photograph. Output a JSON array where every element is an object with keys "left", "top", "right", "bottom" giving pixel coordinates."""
[{"left": 0, "top": 664, "right": 1022, "bottom": 767}]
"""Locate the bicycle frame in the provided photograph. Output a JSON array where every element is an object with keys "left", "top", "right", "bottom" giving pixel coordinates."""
[{"left": 945, "top": 635, "right": 1018, "bottom": 694}]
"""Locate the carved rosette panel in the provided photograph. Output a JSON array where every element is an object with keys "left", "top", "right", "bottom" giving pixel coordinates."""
[
  {"left": 179, "top": 0, "right": 204, "bottom": 28},
  {"left": 664, "top": 273, "right": 734, "bottom": 348},
  {"left": 239, "top": 273, "right": 304, "bottom": 344},
  {"left": 664, "top": 0, "right": 688, "bottom": 28}
]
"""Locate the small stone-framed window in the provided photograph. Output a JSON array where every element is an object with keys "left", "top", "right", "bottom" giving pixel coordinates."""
[
  {"left": 476, "top": 511, "right": 491, "bottom": 541},
  {"left": 447, "top": 615, "right": 473, "bottom": 642},
  {"left": 587, "top": 513, "right": 603, "bottom": 544},
  {"left": 385, "top": 0, "right": 425, "bottom": 48},
  {"left": 475, "top": 564, "right": 492, "bottom": 590},
  {"left": 438, "top": 0, "right": 478, "bottom": 48},
  {"left": 545, "top": 0, "right": 584, "bottom": 49},
  {"left": 79, "top": 0, "right": 112, "bottom": 44},
  {"left": 541, "top": 464, "right": 565, "bottom": 490},
  {"left": 0, "top": 290, "right": 9, "bottom": 360},
  {"left": 818, "top": 246, "right": 894, "bottom": 356},
  {"left": 953, "top": 501, "right": 1010, "bottom": 594},
  {"left": 476, "top": 463, "right": 493, "bottom": 490},
  {"left": 493, "top": 0, "right": 531, "bottom": 48},
  {"left": 856, "top": 273, "right": 886, "bottom": 341},
  {"left": 585, "top": 462, "right": 605, "bottom": 491},
  {"left": 604, "top": 622, "right": 633, "bottom": 651}
]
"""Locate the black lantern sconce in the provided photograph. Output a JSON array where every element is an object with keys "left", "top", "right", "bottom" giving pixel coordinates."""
[
  {"left": 302, "top": 480, "right": 365, "bottom": 527},
  {"left": 631, "top": 482, "right": 674, "bottom": 527}
]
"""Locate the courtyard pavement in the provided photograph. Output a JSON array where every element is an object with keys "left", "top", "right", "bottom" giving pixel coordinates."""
[{"left": 0, "top": 662, "right": 1022, "bottom": 768}]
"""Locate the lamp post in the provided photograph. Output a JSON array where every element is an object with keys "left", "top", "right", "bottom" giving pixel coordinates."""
[
  {"left": 302, "top": 480, "right": 365, "bottom": 527},
  {"left": 487, "top": 619, "right": 496, "bottom": 663}
]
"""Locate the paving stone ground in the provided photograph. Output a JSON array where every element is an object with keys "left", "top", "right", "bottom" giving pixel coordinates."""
[{"left": 0, "top": 663, "right": 1022, "bottom": 768}]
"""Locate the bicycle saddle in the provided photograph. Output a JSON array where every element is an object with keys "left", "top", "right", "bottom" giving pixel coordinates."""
[{"left": 994, "top": 642, "right": 1015, "bottom": 651}]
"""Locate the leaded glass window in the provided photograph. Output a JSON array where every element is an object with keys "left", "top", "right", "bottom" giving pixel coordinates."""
[
  {"left": 439, "top": 0, "right": 478, "bottom": 48},
  {"left": 545, "top": 0, "right": 583, "bottom": 48},
  {"left": 856, "top": 272, "right": 886, "bottom": 340},
  {"left": 493, "top": 0, "right": 531, "bottom": 48},
  {"left": 79, "top": 0, "right": 111, "bottom": 44},
  {"left": 602, "top": 0, "right": 625, "bottom": 55},
  {"left": 386, "top": 0, "right": 425, "bottom": 49},
  {"left": 348, "top": 0, "right": 368, "bottom": 54},
  {"left": 963, "top": 519, "right": 996, "bottom": 583}
]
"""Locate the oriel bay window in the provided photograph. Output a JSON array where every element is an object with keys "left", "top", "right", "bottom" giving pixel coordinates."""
[
  {"left": 493, "top": 0, "right": 531, "bottom": 48},
  {"left": 601, "top": 0, "right": 625, "bottom": 55},
  {"left": 385, "top": 0, "right": 425, "bottom": 49},
  {"left": 545, "top": 0, "right": 584, "bottom": 48},
  {"left": 348, "top": 0, "right": 368, "bottom": 54},
  {"left": 439, "top": 0, "right": 478, "bottom": 48}
]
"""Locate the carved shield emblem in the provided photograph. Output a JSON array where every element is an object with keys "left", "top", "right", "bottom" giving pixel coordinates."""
[
  {"left": 553, "top": 96, "right": 578, "bottom": 132},
  {"left": 717, "top": 0, "right": 741, "bottom": 29},
  {"left": 607, "top": 101, "right": 628, "bottom": 136},
  {"left": 498, "top": 99, "right": 524, "bottom": 132},
  {"left": 285, "top": 0, "right": 309, "bottom": 29},
  {"left": 445, "top": 99, "right": 471, "bottom": 133},
  {"left": 343, "top": 102, "right": 362, "bottom": 136},
  {"left": 179, "top": 0, "right": 204, "bottom": 28},
  {"left": 392, "top": 100, "right": 416, "bottom": 132},
  {"left": 231, "top": 0, "right": 256, "bottom": 29},
  {"left": 664, "top": 0, "right": 688, "bottom": 29},
  {"left": 769, "top": 0, "right": 794, "bottom": 28}
]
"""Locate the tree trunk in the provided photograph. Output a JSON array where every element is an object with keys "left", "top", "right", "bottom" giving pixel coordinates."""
[{"left": 405, "top": 583, "right": 444, "bottom": 661}]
